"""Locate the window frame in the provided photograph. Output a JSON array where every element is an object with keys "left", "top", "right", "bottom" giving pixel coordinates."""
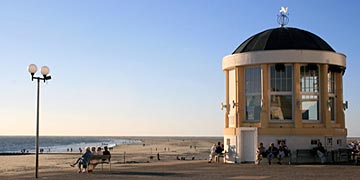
[
  {"left": 244, "top": 66, "right": 262, "bottom": 122},
  {"left": 300, "top": 64, "right": 320, "bottom": 122},
  {"left": 269, "top": 64, "right": 294, "bottom": 122}
]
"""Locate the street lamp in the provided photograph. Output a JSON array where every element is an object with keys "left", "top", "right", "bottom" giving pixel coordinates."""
[{"left": 28, "top": 64, "right": 52, "bottom": 178}]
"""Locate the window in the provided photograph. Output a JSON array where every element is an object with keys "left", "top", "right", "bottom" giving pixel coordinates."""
[
  {"left": 328, "top": 71, "right": 336, "bottom": 122},
  {"left": 311, "top": 139, "right": 320, "bottom": 145},
  {"left": 327, "top": 137, "right": 333, "bottom": 146},
  {"left": 301, "top": 65, "right": 319, "bottom": 121},
  {"left": 337, "top": 139, "right": 342, "bottom": 146},
  {"left": 226, "top": 138, "right": 231, "bottom": 146},
  {"left": 277, "top": 139, "right": 286, "bottom": 145},
  {"left": 245, "top": 66, "right": 261, "bottom": 121},
  {"left": 270, "top": 65, "right": 293, "bottom": 120}
]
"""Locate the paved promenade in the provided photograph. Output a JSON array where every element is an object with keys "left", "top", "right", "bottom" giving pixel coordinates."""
[{"left": 3, "top": 160, "right": 360, "bottom": 180}]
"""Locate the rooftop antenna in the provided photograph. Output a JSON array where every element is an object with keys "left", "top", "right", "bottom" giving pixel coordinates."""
[{"left": 277, "top": 6, "right": 289, "bottom": 27}]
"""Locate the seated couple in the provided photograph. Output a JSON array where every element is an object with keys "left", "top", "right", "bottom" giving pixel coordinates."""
[
  {"left": 70, "top": 146, "right": 111, "bottom": 173},
  {"left": 208, "top": 142, "right": 225, "bottom": 163}
]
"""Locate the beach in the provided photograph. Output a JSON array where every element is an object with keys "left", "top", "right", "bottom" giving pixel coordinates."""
[
  {"left": 2, "top": 136, "right": 360, "bottom": 180},
  {"left": 0, "top": 136, "right": 222, "bottom": 179}
]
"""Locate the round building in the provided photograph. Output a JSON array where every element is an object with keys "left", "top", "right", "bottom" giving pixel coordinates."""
[{"left": 222, "top": 26, "right": 347, "bottom": 163}]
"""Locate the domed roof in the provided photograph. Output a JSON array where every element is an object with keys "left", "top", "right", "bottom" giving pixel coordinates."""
[{"left": 233, "top": 27, "right": 335, "bottom": 54}]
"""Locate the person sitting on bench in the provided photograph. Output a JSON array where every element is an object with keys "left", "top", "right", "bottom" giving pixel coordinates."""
[
  {"left": 102, "top": 146, "right": 111, "bottom": 161},
  {"left": 277, "top": 142, "right": 288, "bottom": 165},
  {"left": 215, "top": 142, "right": 224, "bottom": 163},
  {"left": 256, "top": 142, "right": 267, "bottom": 164},
  {"left": 208, "top": 144, "right": 217, "bottom": 163},
  {"left": 266, "top": 143, "right": 279, "bottom": 165},
  {"left": 313, "top": 142, "right": 326, "bottom": 164},
  {"left": 70, "top": 147, "right": 92, "bottom": 173}
]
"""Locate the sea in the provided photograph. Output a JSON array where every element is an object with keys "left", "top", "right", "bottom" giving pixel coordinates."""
[{"left": 0, "top": 136, "right": 140, "bottom": 153}]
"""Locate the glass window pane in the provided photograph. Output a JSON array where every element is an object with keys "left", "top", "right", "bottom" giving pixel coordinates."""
[
  {"left": 300, "top": 65, "right": 320, "bottom": 121},
  {"left": 301, "top": 96, "right": 319, "bottom": 121},
  {"left": 329, "top": 97, "right": 336, "bottom": 122},
  {"left": 270, "top": 95, "right": 293, "bottom": 120},
  {"left": 246, "top": 95, "right": 261, "bottom": 121},
  {"left": 301, "top": 65, "right": 319, "bottom": 93},
  {"left": 245, "top": 66, "right": 262, "bottom": 122},
  {"left": 287, "top": 79, "right": 292, "bottom": 91},
  {"left": 245, "top": 66, "right": 261, "bottom": 93},
  {"left": 270, "top": 65, "right": 292, "bottom": 92},
  {"left": 328, "top": 71, "right": 335, "bottom": 93}
]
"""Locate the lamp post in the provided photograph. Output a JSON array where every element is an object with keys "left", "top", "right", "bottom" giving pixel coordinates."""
[{"left": 28, "top": 64, "right": 52, "bottom": 178}]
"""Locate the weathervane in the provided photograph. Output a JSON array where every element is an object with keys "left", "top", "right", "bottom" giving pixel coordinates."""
[{"left": 277, "top": 6, "right": 289, "bottom": 27}]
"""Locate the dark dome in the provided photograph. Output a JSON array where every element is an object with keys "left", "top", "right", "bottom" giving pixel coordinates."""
[{"left": 233, "top": 27, "right": 335, "bottom": 54}]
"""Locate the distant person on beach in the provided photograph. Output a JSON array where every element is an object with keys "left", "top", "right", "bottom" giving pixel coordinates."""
[
  {"left": 79, "top": 148, "right": 82, "bottom": 153},
  {"left": 208, "top": 144, "right": 217, "bottom": 163},
  {"left": 70, "top": 146, "right": 92, "bottom": 173}
]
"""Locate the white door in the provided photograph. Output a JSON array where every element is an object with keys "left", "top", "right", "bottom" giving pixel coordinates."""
[{"left": 242, "top": 131, "right": 255, "bottom": 162}]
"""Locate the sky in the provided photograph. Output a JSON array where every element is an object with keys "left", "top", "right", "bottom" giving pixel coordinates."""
[{"left": 0, "top": 0, "right": 360, "bottom": 136}]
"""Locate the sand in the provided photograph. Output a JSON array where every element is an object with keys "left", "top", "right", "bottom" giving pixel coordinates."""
[
  {"left": 2, "top": 136, "right": 360, "bottom": 180},
  {"left": 0, "top": 136, "right": 222, "bottom": 178}
]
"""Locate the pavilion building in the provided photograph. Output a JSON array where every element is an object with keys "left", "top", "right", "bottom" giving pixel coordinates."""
[{"left": 221, "top": 23, "right": 347, "bottom": 163}]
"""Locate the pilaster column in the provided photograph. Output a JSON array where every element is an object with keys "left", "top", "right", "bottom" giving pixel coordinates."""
[
  {"left": 260, "top": 64, "right": 269, "bottom": 127},
  {"left": 320, "top": 64, "right": 330, "bottom": 128},
  {"left": 235, "top": 67, "right": 239, "bottom": 127},
  {"left": 238, "top": 67, "right": 245, "bottom": 126},
  {"left": 335, "top": 72, "right": 345, "bottom": 128},
  {"left": 225, "top": 70, "right": 229, "bottom": 128}
]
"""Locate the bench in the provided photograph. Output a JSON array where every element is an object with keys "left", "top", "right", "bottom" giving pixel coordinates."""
[
  {"left": 296, "top": 149, "right": 333, "bottom": 164},
  {"left": 336, "top": 148, "right": 352, "bottom": 162},
  {"left": 257, "top": 151, "right": 292, "bottom": 165},
  {"left": 295, "top": 149, "right": 316, "bottom": 163},
  {"left": 87, "top": 155, "right": 111, "bottom": 172},
  {"left": 215, "top": 152, "right": 228, "bottom": 163}
]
